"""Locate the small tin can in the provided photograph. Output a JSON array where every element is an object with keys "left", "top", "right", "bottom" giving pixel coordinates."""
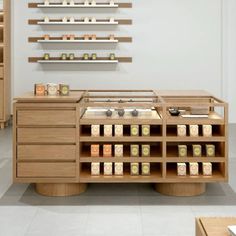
[
  {"left": 130, "top": 145, "right": 139, "bottom": 157},
  {"left": 192, "top": 144, "right": 202, "bottom": 157},
  {"left": 91, "top": 34, "right": 97, "bottom": 40},
  {"left": 142, "top": 163, "right": 150, "bottom": 176},
  {"left": 104, "top": 162, "right": 113, "bottom": 176},
  {"left": 34, "top": 84, "right": 46, "bottom": 96},
  {"left": 109, "top": 34, "right": 115, "bottom": 40},
  {"left": 69, "top": 35, "right": 75, "bottom": 40},
  {"left": 83, "top": 53, "right": 89, "bottom": 60},
  {"left": 69, "top": 53, "right": 75, "bottom": 60},
  {"left": 44, "top": 53, "right": 50, "bottom": 60},
  {"left": 47, "top": 83, "right": 58, "bottom": 96},
  {"left": 62, "top": 35, "right": 68, "bottom": 40},
  {"left": 178, "top": 145, "right": 187, "bottom": 157},
  {"left": 43, "top": 34, "right": 50, "bottom": 40},
  {"left": 110, "top": 53, "right": 116, "bottom": 60},
  {"left": 61, "top": 53, "right": 67, "bottom": 60},
  {"left": 59, "top": 84, "right": 70, "bottom": 96},
  {"left": 115, "top": 163, "right": 123, "bottom": 176},
  {"left": 131, "top": 163, "right": 139, "bottom": 176},
  {"left": 91, "top": 163, "right": 100, "bottom": 176},
  {"left": 91, "top": 53, "right": 97, "bottom": 60}
]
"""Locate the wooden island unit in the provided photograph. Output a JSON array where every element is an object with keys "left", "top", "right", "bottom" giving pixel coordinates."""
[{"left": 13, "top": 90, "right": 228, "bottom": 197}]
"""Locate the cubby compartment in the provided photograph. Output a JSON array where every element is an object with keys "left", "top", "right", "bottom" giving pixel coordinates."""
[
  {"left": 166, "top": 162, "right": 226, "bottom": 179},
  {"left": 80, "top": 142, "right": 163, "bottom": 158},
  {"left": 166, "top": 142, "right": 226, "bottom": 158},
  {"left": 80, "top": 124, "right": 162, "bottom": 137},
  {"left": 80, "top": 162, "right": 163, "bottom": 182},
  {"left": 166, "top": 124, "right": 225, "bottom": 137}
]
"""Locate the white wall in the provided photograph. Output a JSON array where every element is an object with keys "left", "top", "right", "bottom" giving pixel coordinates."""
[{"left": 11, "top": 0, "right": 236, "bottom": 122}]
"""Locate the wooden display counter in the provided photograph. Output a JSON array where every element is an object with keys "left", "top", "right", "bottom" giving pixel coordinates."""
[
  {"left": 13, "top": 90, "right": 228, "bottom": 197},
  {"left": 196, "top": 217, "right": 236, "bottom": 236}
]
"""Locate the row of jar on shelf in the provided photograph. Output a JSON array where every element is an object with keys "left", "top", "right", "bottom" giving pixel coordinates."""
[
  {"left": 91, "top": 124, "right": 151, "bottom": 137},
  {"left": 177, "top": 124, "right": 213, "bottom": 137},
  {"left": 91, "top": 162, "right": 151, "bottom": 176},
  {"left": 34, "top": 83, "right": 70, "bottom": 96},
  {"left": 178, "top": 144, "right": 216, "bottom": 158},
  {"left": 43, "top": 16, "right": 116, "bottom": 23},
  {"left": 91, "top": 144, "right": 152, "bottom": 157},
  {"left": 89, "top": 162, "right": 213, "bottom": 176},
  {"left": 43, "top": 0, "right": 116, "bottom": 6},
  {"left": 177, "top": 162, "right": 212, "bottom": 176},
  {"left": 43, "top": 53, "right": 116, "bottom": 61},
  {"left": 43, "top": 34, "right": 116, "bottom": 41}
]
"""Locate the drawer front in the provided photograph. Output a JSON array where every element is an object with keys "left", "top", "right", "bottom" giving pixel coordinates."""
[
  {"left": 0, "top": 80, "right": 3, "bottom": 119},
  {"left": 17, "top": 128, "right": 76, "bottom": 143},
  {"left": 0, "top": 67, "right": 3, "bottom": 78},
  {"left": 17, "top": 110, "right": 76, "bottom": 126},
  {"left": 17, "top": 145, "right": 76, "bottom": 161},
  {"left": 17, "top": 163, "right": 76, "bottom": 178}
]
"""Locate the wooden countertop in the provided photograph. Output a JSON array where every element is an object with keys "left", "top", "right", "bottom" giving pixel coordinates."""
[
  {"left": 196, "top": 217, "right": 236, "bottom": 236},
  {"left": 14, "top": 91, "right": 84, "bottom": 103}
]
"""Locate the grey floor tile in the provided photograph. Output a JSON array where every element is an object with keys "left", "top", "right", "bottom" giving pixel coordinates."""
[{"left": 0, "top": 206, "right": 37, "bottom": 236}]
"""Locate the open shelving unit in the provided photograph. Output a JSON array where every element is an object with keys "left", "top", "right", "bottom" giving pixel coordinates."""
[{"left": 0, "top": 0, "right": 10, "bottom": 129}]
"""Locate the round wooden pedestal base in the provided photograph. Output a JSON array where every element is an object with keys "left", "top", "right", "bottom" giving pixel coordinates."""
[
  {"left": 155, "top": 183, "right": 206, "bottom": 197},
  {"left": 35, "top": 183, "right": 88, "bottom": 197}
]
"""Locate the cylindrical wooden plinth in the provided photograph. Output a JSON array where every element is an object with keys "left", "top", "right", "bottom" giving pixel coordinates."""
[
  {"left": 35, "top": 183, "right": 87, "bottom": 197},
  {"left": 155, "top": 183, "right": 206, "bottom": 197}
]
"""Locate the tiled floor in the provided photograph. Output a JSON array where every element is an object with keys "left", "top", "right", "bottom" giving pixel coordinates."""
[{"left": 0, "top": 125, "right": 236, "bottom": 236}]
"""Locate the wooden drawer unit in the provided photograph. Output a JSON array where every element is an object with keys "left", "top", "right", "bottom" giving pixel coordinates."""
[
  {"left": 17, "top": 110, "right": 76, "bottom": 126},
  {"left": 17, "top": 128, "right": 76, "bottom": 143},
  {"left": 17, "top": 163, "right": 76, "bottom": 178},
  {"left": 17, "top": 145, "right": 76, "bottom": 161},
  {"left": 0, "top": 80, "right": 3, "bottom": 119}
]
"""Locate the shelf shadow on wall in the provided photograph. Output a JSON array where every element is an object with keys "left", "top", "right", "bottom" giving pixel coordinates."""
[
  {"left": 38, "top": 43, "right": 118, "bottom": 51},
  {"left": 36, "top": 63, "right": 119, "bottom": 71},
  {"left": 39, "top": 8, "right": 118, "bottom": 14},
  {"left": 0, "top": 183, "right": 236, "bottom": 206},
  {"left": 40, "top": 25, "right": 118, "bottom": 32}
]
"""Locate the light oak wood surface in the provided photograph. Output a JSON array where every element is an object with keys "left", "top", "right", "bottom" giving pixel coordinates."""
[
  {"left": 17, "top": 128, "right": 76, "bottom": 143},
  {"left": 17, "top": 110, "right": 76, "bottom": 126},
  {"left": 17, "top": 145, "right": 76, "bottom": 161},
  {"left": 35, "top": 183, "right": 87, "bottom": 197},
  {"left": 196, "top": 217, "right": 236, "bottom": 236},
  {"left": 17, "top": 163, "right": 76, "bottom": 178}
]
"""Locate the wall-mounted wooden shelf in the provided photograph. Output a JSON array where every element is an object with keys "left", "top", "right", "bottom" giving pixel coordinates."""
[
  {"left": 28, "top": 57, "right": 132, "bottom": 63},
  {"left": 28, "top": 19, "right": 132, "bottom": 25},
  {"left": 28, "top": 2, "right": 132, "bottom": 8},
  {"left": 28, "top": 37, "right": 132, "bottom": 43}
]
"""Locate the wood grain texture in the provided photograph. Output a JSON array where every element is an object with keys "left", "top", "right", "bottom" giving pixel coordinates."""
[
  {"left": 28, "top": 2, "right": 132, "bottom": 8},
  {"left": 0, "top": 0, "right": 11, "bottom": 127},
  {"left": 17, "top": 128, "right": 76, "bottom": 143},
  {"left": 17, "top": 110, "right": 76, "bottom": 126},
  {"left": 28, "top": 19, "right": 132, "bottom": 25},
  {"left": 28, "top": 57, "right": 132, "bottom": 63},
  {"left": 155, "top": 183, "right": 206, "bottom": 196},
  {"left": 196, "top": 217, "right": 236, "bottom": 236},
  {"left": 17, "top": 163, "right": 76, "bottom": 177},
  {"left": 28, "top": 36, "right": 132, "bottom": 43},
  {"left": 35, "top": 183, "right": 87, "bottom": 197},
  {"left": 17, "top": 145, "right": 76, "bottom": 161}
]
